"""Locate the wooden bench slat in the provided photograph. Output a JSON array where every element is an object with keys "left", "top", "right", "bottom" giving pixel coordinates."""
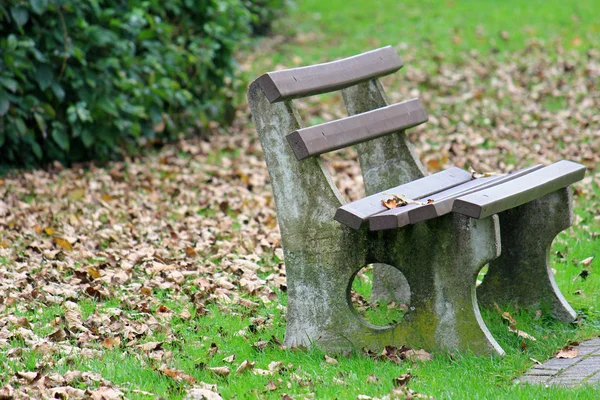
[
  {"left": 368, "top": 175, "right": 501, "bottom": 231},
  {"left": 287, "top": 99, "right": 428, "bottom": 160},
  {"left": 255, "top": 46, "right": 403, "bottom": 103},
  {"left": 453, "top": 161, "right": 586, "bottom": 219},
  {"left": 407, "top": 164, "right": 545, "bottom": 225},
  {"left": 335, "top": 167, "right": 472, "bottom": 230}
]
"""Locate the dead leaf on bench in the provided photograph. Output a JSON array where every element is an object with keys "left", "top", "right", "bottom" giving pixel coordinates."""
[
  {"left": 556, "top": 346, "right": 579, "bottom": 359},
  {"left": 381, "top": 194, "right": 428, "bottom": 209},
  {"left": 469, "top": 166, "right": 503, "bottom": 179}
]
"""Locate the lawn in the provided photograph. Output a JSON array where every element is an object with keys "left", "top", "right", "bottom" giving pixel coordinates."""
[{"left": 1, "top": 0, "right": 599, "bottom": 399}]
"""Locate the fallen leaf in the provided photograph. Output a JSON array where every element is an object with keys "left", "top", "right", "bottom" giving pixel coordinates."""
[
  {"left": 159, "top": 367, "right": 197, "bottom": 384},
  {"left": 508, "top": 325, "right": 537, "bottom": 341},
  {"left": 16, "top": 371, "right": 40, "bottom": 383},
  {"left": 501, "top": 311, "right": 517, "bottom": 325},
  {"left": 208, "top": 366, "right": 231, "bottom": 377},
  {"left": 324, "top": 355, "right": 339, "bottom": 364},
  {"left": 235, "top": 360, "right": 255, "bottom": 374},
  {"left": 393, "top": 373, "right": 412, "bottom": 387},
  {"left": 88, "top": 267, "right": 102, "bottom": 279},
  {"left": 266, "top": 380, "right": 277, "bottom": 391},
  {"left": 184, "top": 387, "right": 223, "bottom": 400},
  {"left": 404, "top": 349, "right": 433, "bottom": 362},
  {"left": 580, "top": 256, "right": 594, "bottom": 266},
  {"left": 54, "top": 237, "right": 73, "bottom": 251},
  {"left": 223, "top": 354, "right": 236, "bottom": 363},
  {"left": 556, "top": 346, "right": 579, "bottom": 359}
]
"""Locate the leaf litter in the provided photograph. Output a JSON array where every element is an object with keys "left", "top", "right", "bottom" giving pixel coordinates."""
[{"left": 0, "top": 43, "right": 599, "bottom": 398}]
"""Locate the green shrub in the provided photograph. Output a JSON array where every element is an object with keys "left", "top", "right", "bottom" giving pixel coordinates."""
[
  {"left": 0, "top": 0, "right": 286, "bottom": 168},
  {"left": 246, "top": 0, "right": 293, "bottom": 35}
]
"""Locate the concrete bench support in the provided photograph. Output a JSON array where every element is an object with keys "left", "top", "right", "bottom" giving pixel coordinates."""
[
  {"left": 477, "top": 188, "right": 577, "bottom": 322},
  {"left": 248, "top": 46, "right": 582, "bottom": 356}
]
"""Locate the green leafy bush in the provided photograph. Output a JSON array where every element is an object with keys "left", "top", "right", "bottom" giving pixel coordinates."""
[{"left": 0, "top": 0, "right": 287, "bottom": 168}]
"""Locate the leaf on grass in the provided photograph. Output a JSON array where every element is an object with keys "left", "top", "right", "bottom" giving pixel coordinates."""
[
  {"left": 403, "top": 349, "right": 433, "bottom": 362},
  {"left": 508, "top": 325, "right": 537, "bottom": 341},
  {"left": 87, "top": 267, "right": 102, "bottom": 280},
  {"left": 208, "top": 366, "right": 230, "bottom": 377},
  {"left": 54, "top": 237, "right": 72, "bottom": 251},
  {"left": 102, "top": 337, "right": 121, "bottom": 350},
  {"left": 501, "top": 311, "right": 517, "bottom": 325},
  {"left": 556, "top": 346, "right": 579, "bottom": 359},
  {"left": 138, "top": 341, "right": 163, "bottom": 352},
  {"left": 253, "top": 340, "right": 270, "bottom": 351},
  {"left": 185, "top": 246, "right": 197, "bottom": 257},
  {"left": 235, "top": 360, "right": 255, "bottom": 374},
  {"left": 580, "top": 256, "right": 594, "bottom": 266},
  {"left": 222, "top": 354, "right": 235, "bottom": 363},
  {"left": 265, "top": 380, "right": 277, "bottom": 391},
  {"left": 48, "top": 328, "right": 66, "bottom": 342},
  {"left": 184, "top": 387, "right": 223, "bottom": 400},
  {"left": 324, "top": 355, "right": 339, "bottom": 364},
  {"left": 159, "top": 367, "right": 197, "bottom": 384},
  {"left": 393, "top": 373, "right": 412, "bottom": 387},
  {"left": 572, "top": 269, "right": 590, "bottom": 281},
  {"left": 16, "top": 371, "right": 40, "bottom": 383}
]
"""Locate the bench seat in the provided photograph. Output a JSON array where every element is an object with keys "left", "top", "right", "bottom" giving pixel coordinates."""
[{"left": 334, "top": 161, "right": 585, "bottom": 231}]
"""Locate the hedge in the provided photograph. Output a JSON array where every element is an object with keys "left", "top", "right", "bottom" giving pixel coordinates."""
[{"left": 0, "top": 0, "right": 288, "bottom": 168}]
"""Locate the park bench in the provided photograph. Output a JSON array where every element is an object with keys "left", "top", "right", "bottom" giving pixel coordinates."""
[{"left": 247, "top": 46, "right": 586, "bottom": 355}]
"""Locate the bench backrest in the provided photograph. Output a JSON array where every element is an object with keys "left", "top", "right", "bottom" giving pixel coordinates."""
[{"left": 247, "top": 46, "right": 427, "bottom": 259}]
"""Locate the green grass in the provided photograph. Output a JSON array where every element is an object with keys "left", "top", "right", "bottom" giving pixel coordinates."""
[
  {"left": 268, "top": 0, "right": 600, "bottom": 66},
  {"left": 2, "top": 1, "right": 599, "bottom": 398}
]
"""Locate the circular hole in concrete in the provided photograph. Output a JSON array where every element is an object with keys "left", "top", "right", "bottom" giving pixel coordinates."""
[{"left": 349, "top": 263, "right": 411, "bottom": 327}]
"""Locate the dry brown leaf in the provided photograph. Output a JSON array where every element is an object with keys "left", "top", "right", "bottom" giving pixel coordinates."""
[
  {"left": 404, "top": 348, "right": 433, "bottom": 362},
  {"left": 16, "top": 371, "right": 40, "bottom": 383},
  {"left": 48, "top": 328, "right": 67, "bottom": 342},
  {"left": 266, "top": 380, "right": 277, "bottom": 391},
  {"left": 159, "top": 367, "right": 197, "bottom": 384},
  {"left": 88, "top": 267, "right": 102, "bottom": 280},
  {"left": 235, "top": 360, "right": 255, "bottom": 374},
  {"left": 222, "top": 354, "right": 236, "bottom": 363},
  {"left": 324, "top": 355, "right": 339, "bottom": 364},
  {"left": 102, "top": 337, "right": 121, "bottom": 350},
  {"left": 556, "top": 346, "right": 579, "bottom": 359},
  {"left": 501, "top": 311, "right": 517, "bottom": 325},
  {"left": 184, "top": 387, "right": 223, "bottom": 400},
  {"left": 580, "top": 256, "right": 594, "bottom": 266},
  {"left": 208, "top": 366, "right": 231, "bottom": 377},
  {"left": 393, "top": 373, "right": 412, "bottom": 387},
  {"left": 54, "top": 237, "right": 73, "bottom": 251},
  {"left": 508, "top": 325, "right": 537, "bottom": 341},
  {"left": 185, "top": 247, "right": 197, "bottom": 257},
  {"left": 138, "top": 342, "right": 163, "bottom": 352}
]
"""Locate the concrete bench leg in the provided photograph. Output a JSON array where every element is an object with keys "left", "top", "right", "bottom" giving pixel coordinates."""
[
  {"left": 372, "top": 213, "right": 504, "bottom": 355},
  {"left": 477, "top": 187, "right": 576, "bottom": 322}
]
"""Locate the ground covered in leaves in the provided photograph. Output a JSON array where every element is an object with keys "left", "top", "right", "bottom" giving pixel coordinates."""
[{"left": 0, "top": 42, "right": 599, "bottom": 399}]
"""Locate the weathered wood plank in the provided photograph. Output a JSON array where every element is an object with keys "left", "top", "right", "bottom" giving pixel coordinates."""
[
  {"left": 453, "top": 161, "right": 586, "bottom": 219},
  {"left": 369, "top": 175, "right": 501, "bottom": 231},
  {"left": 287, "top": 99, "right": 427, "bottom": 160},
  {"left": 255, "top": 46, "right": 403, "bottom": 103},
  {"left": 408, "top": 165, "right": 544, "bottom": 224},
  {"left": 335, "top": 167, "right": 472, "bottom": 230}
]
